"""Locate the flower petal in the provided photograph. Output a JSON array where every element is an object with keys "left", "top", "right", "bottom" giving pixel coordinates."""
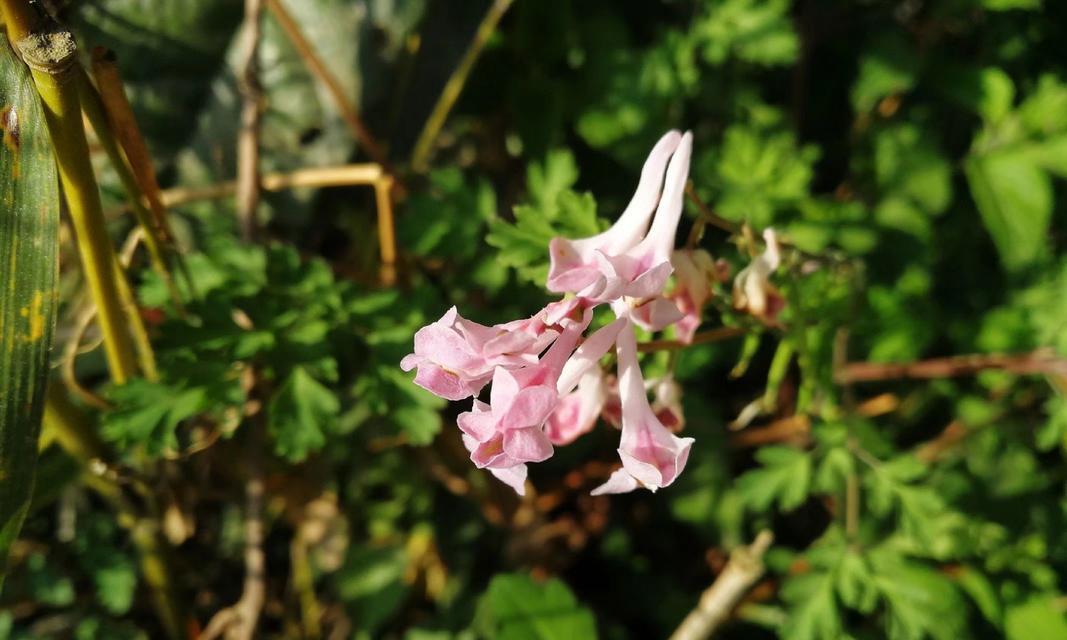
[
  {"left": 503, "top": 427, "right": 554, "bottom": 463},
  {"left": 591, "top": 468, "right": 641, "bottom": 495}
]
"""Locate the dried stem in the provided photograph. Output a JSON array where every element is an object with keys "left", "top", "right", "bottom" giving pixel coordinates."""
[
  {"left": 638, "top": 326, "right": 747, "bottom": 353},
  {"left": 410, "top": 0, "right": 514, "bottom": 172},
  {"left": 669, "top": 531, "right": 775, "bottom": 640},
  {"left": 374, "top": 174, "right": 397, "bottom": 286},
  {"left": 836, "top": 350, "right": 1067, "bottom": 383},
  {"left": 685, "top": 182, "right": 738, "bottom": 244},
  {"left": 159, "top": 163, "right": 384, "bottom": 208},
  {"left": 265, "top": 0, "right": 392, "bottom": 175},
  {"left": 90, "top": 48, "right": 172, "bottom": 237},
  {"left": 236, "top": 0, "right": 265, "bottom": 240}
]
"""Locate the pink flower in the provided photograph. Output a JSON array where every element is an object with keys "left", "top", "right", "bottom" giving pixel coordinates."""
[
  {"left": 733, "top": 229, "right": 785, "bottom": 323},
  {"left": 401, "top": 300, "right": 591, "bottom": 402},
  {"left": 400, "top": 307, "right": 498, "bottom": 401},
  {"left": 592, "top": 320, "right": 694, "bottom": 495},
  {"left": 547, "top": 131, "right": 690, "bottom": 302},
  {"left": 651, "top": 375, "right": 685, "bottom": 432},
  {"left": 459, "top": 316, "right": 626, "bottom": 492},
  {"left": 544, "top": 369, "right": 607, "bottom": 445},
  {"left": 669, "top": 249, "right": 718, "bottom": 343},
  {"left": 460, "top": 432, "right": 529, "bottom": 496},
  {"left": 594, "top": 132, "right": 694, "bottom": 305},
  {"left": 542, "top": 316, "right": 626, "bottom": 445}
]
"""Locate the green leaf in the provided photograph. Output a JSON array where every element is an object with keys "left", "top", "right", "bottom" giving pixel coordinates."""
[
  {"left": 477, "top": 573, "right": 598, "bottom": 640},
  {"left": 965, "top": 151, "right": 1051, "bottom": 272},
  {"left": 0, "top": 35, "right": 60, "bottom": 582},
  {"left": 711, "top": 122, "right": 819, "bottom": 227},
  {"left": 268, "top": 366, "right": 340, "bottom": 461},
  {"left": 694, "top": 0, "right": 799, "bottom": 66},
  {"left": 851, "top": 37, "right": 919, "bottom": 112},
  {"left": 336, "top": 544, "right": 410, "bottom": 634},
  {"left": 870, "top": 551, "right": 966, "bottom": 640},
  {"left": 781, "top": 571, "right": 841, "bottom": 640},
  {"left": 102, "top": 373, "right": 241, "bottom": 457},
  {"left": 1005, "top": 595, "right": 1067, "bottom": 640},
  {"left": 982, "top": 0, "right": 1042, "bottom": 10},
  {"left": 956, "top": 566, "right": 1002, "bottom": 628},
  {"left": 487, "top": 150, "right": 604, "bottom": 283},
  {"left": 737, "top": 446, "right": 812, "bottom": 511}
]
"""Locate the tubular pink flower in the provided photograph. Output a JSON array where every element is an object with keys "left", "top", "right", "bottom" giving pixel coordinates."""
[
  {"left": 400, "top": 307, "right": 496, "bottom": 401},
  {"left": 590, "top": 131, "right": 694, "bottom": 304},
  {"left": 461, "top": 432, "right": 528, "bottom": 496},
  {"left": 545, "top": 368, "right": 607, "bottom": 446},
  {"left": 542, "top": 317, "right": 627, "bottom": 445},
  {"left": 733, "top": 229, "right": 785, "bottom": 323},
  {"left": 401, "top": 300, "right": 595, "bottom": 402},
  {"left": 651, "top": 375, "right": 685, "bottom": 432},
  {"left": 669, "top": 249, "right": 718, "bottom": 343},
  {"left": 459, "top": 311, "right": 592, "bottom": 469},
  {"left": 546, "top": 130, "right": 684, "bottom": 300},
  {"left": 592, "top": 320, "right": 694, "bottom": 495}
]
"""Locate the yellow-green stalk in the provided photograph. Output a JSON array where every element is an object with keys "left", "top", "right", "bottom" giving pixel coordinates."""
[
  {"left": 6, "top": 17, "right": 139, "bottom": 383},
  {"left": 75, "top": 65, "right": 185, "bottom": 317}
]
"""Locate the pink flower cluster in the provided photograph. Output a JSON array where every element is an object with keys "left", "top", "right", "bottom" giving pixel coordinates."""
[{"left": 403, "top": 130, "right": 704, "bottom": 496}]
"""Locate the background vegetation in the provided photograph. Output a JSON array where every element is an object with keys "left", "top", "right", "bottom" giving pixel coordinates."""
[{"left": 2, "top": 0, "right": 1067, "bottom": 638}]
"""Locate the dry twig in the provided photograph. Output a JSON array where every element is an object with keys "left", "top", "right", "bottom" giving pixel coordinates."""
[
  {"left": 669, "top": 531, "right": 775, "bottom": 640},
  {"left": 264, "top": 0, "right": 391, "bottom": 174},
  {"left": 235, "top": 0, "right": 265, "bottom": 240},
  {"left": 836, "top": 350, "right": 1067, "bottom": 383}
]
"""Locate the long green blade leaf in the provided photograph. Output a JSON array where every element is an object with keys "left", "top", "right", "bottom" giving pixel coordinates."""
[{"left": 0, "top": 35, "right": 60, "bottom": 584}]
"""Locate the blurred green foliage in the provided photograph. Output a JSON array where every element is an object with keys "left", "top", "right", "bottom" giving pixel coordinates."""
[{"left": 4, "top": 0, "right": 1067, "bottom": 638}]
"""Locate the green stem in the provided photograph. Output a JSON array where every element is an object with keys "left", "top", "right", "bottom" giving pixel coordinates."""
[
  {"left": 409, "top": 0, "right": 513, "bottom": 172},
  {"left": 75, "top": 66, "right": 186, "bottom": 318},
  {"left": 13, "top": 26, "right": 140, "bottom": 383}
]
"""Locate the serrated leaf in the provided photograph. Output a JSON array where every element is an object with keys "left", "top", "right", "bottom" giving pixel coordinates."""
[
  {"left": 695, "top": 0, "right": 798, "bottom": 66},
  {"left": 478, "top": 573, "right": 598, "bottom": 640},
  {"left": 268, "top": 366, "right": 339, "bottom": 461},
  {"left": 0, "top": 35, "right": 60, "bottom": 582},
  {"left": 737, "top": 446, "right": 812, "bottom": 511},
  {"left": 870, "top": 554, "right": 965, "bottom": 640},
  {"left": 781, "top": 571, "right": 841, "bottom": 640},
  {"left": 486, "top": 150, "right": 604, "bottom": 283}
]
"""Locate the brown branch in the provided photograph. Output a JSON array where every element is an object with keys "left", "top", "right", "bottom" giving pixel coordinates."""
[
  {"left": 90, "top": 48, "right": 174, "bottom": 240},
  {"left": 836, "top": 350, "right": 1067, "bottom": 383},
  {"left": 236, "top": 0, "right": 265, "bottom": 241},
  {"left": 159, "top": 164, "right": 385, "bottom": 209},
  {"left": 730, "top": 415, "right": 810, "bottom": 448},
  {"left": 374, "top": 175, "right": 397, "bottom": 286},
  {"left": 638, "top": 327, "right": 747, "bottom": 353},
  {"left": 685, "top": 182, "right": 738, "bottom": 241},
  {"left": 669, "top": 531, "right": 775, "bottom": 640},
  {"left": 264, "top": 0, "right": 392, "bottom": 176}
]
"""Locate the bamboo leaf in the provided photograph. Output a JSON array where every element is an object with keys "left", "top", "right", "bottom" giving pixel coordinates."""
[{"left": 0, "top": 37, "right": 59, "bottom": 582}]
